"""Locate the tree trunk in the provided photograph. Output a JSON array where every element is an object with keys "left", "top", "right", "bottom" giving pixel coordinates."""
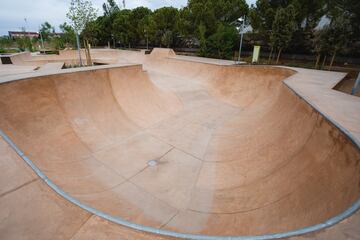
[
  {"left": 268, "top": 47, "right": 273, "bottom": 64},
  {"left": 329, "top": 51, "right": 336, "bottom": 71},
  {"left": 276, "top": 48, "right": 282, "bottom": 64},
  {"left": 86, "top": 40, "right": 92, "bottom": 66},
  {"left": 321, "top": 55, "right": 327, "bottom": 70},
  {"left": 83, "top": 40, "right": 89, "bottom": 65},
  {"left": 76, "top": 33, "right": 82, "bottom": 66},
  {"left": 315, "top": 54, "right": 321, "bottom": 69}
]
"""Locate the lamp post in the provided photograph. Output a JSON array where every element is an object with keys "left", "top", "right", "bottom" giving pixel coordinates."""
[
  {"left": 75, "top": 32, "right": 83, "bottom": 66},
  {"left": 144, "top": 29, "right": 149, "bottom": 50},
  {"left": 237, "top": 16, "right": 246, "bottom": 63},
  {"left": 39, "top": 28, "right": 45, "bottom": 49},
  {"left": 352, "top": 72, "right": 360, "bottom": 95},
  {"left": 111, "top": 34, "right": 115, "bottom": 48}
]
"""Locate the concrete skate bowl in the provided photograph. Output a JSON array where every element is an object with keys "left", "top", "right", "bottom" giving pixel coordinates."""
[{"left": 0, "top": 59, "right": 360, "bottom": 239}]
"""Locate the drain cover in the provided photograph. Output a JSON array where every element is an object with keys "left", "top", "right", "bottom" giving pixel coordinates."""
[{"left": 147, "top": 160, "right": 158, "bottom": 167}]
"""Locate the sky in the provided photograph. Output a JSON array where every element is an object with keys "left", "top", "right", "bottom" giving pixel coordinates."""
[{"left": 0, "top": 0, "right": 257, "bottom": 35}]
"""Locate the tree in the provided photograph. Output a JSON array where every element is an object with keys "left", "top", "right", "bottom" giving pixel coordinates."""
[
  {"left": 326, "top": 0, "right": 360, "bottom": 39},
  {"left": 161, "top": 30, "right": 173, "bottom": 47},
  {"left": 0, "top": 36, "right": 13, "bottom": 49},
  {"left": 59, "top": 22, "right": 76, "bottom": 48},
  {"left": 82, "top": 20, "right": 101, "bottom": 46},
  {"left": 206, "top": 24, "right": 238, "bottom": 59},
  {"left": 289, "top": 0, "right": 326, "bottom": 53},
  {"left": 249, "top": 0, "right": 277, "bottom": 46},
  {"left": 250, "top": 0, "right": 326, "bottom": 55},
  {"left": 326, "top": 0, "right": 360, "bottom": 60},
  {"left": 176, "top": 7, "right": 194, "bottom": 39},
  {"left": 101, "top": 0, "right": 120, "bottom": 47},
  {"left": 324, "top": 13, "right": 352, "bottom": 70},
  {"left": 112, "top": 9, "right": 132, "bottom": 47},
  {"left": 67, "top": 0, "right": 97, "bottom": 65},
  {"left": 130, "top": 7, "right": 152, "bottom": 46},
  {"left": 103, "top": 0, "right": 120, "bottom": 17},
  {"left": 270, "top": 5, "right": 297, "bottom": 63},
  {"left": 16, "top": 37, "right": 32, "bottom": 52},
  {"left": 313, "top": 28, "right": 330, "bottom": 69},
  {"left": 151, "top": 7, "right": 179, "bottom": 46},
  {"left": 137, "top": 13, "right": 155, "bottom": 48},
  {"left": 198, "top": 23, "right": 207, "bottom": 56},
  {"left": 40, "top": 22, "right": 54, "bottom": 41}
]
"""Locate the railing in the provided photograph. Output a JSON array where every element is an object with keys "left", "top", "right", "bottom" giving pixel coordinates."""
[{"left": 351, "top": 73, "right": 360, "bottom": 95}]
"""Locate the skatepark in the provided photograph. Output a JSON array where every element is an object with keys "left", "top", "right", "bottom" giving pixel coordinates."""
[{"left": 0, "top": 48, "right": 360, "bottom": 239}]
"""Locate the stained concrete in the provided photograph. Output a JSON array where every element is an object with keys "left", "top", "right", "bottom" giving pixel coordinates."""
[{"left": 0, "top": 48, "right": 359, "bottom": 239}]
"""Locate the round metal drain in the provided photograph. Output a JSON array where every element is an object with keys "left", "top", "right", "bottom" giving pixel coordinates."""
[{"left": 147, "top": 160, "right": 158, "bottom": 167}]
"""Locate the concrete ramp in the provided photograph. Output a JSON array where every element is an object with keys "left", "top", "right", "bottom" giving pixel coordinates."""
[
  {"left": 38, "top": 62, "right": 64, "bottom": 72},
  {"left": 0, "top": 52, "right": 359, "bottom": 239},
  {"left": 150, "top": 48, "right": 176, "bottom": 59}
]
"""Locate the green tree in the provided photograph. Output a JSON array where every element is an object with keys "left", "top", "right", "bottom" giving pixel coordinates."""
[
  {"left": 59, "top": 22, "right": 76, "bottom": 48},
  {"left": 40, "top": 22, "right": 54, "bottom": 41},
  {"left": 326, "top": 0, "right": 360, "bottom": 39},
  {"left": 112, "top": 9, "right": 132, "bottom": 47},
  {"left": 176, "top": 7, "right": 194, "bottom": 39},
  {"left": 0, "top": 36, "right": 13, "bottom": 49},
  {"left": 326, "top": 0, "right": 360, "bottom": 59},
  {"left": 138, "top": 14, "right": 156, "bottom": 48},
  {"left": 161, "top": 30, "right": 173, "bottom": 47},
  {"left": 249, "top": 0, "right": 275, "bottom": 42},
  {"left": 270, "top": 5, "right": 297, "bottom": 63},
  {"left": 188, "top": 0, "right": 248, "bottom": 35},
  {"left": 67, "top": 0, "right": 97, "bottom": 65},
  {"left": 313, "top": 30, "right": 325, "bottom": 69},
  {"left": 250, "top": 0, "right": 326, "bottom": 54},
  {"left": 324, "top": 13, "right": 352, "bottom": 70},
  {"left": 290, "top": 0, "right": 326, "bottom": 53},
  {"left": 103, "top": 0, "right": 120, "bottom": 16},
  {"left": 16, "top": 37, "right": 33, "bottom": 52},
  {"left": 206, "top": 24, "right": 238, "bottom": 59},
  {"left": 130, "top": 7, "right": 152, "bottom": 46},
  {"left": 153, "top": 7, "right": 179, "bottom": 46},
  {"left": 82, "top": 20, "right": 102, "bottom": 46},
  {"left": 198, "top": 23, "right": 207, "bottom": 56},
  {"left": 101, "top": 0, "right": 120, "bottom": 47}
]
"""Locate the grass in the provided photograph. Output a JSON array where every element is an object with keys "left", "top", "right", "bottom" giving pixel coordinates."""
[
  {"left": 241, "top": 55, "right": 360, "bottom": 73},
  {"left": 62, "top": 64, "right": 93, "bottom": 69},
  {"left": 0, "top": 48, "right": 20, "bottom": 54}
]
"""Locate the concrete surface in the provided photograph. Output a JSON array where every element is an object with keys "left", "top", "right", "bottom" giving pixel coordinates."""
[
  {"left": 0, "top": 48, "right": 359, "bottom": 239},
  {"left": 0, "top": 65, "right": 37, "bottom": 77}
]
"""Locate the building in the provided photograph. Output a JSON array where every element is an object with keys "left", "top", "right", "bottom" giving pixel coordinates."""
[{"left": 8, "top": 31, "right": 39, "bottom": 39}]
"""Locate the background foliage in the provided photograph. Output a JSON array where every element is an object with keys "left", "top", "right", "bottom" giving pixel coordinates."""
[{"left": 0, "top": 0, "right": 359, "bottom": 62}]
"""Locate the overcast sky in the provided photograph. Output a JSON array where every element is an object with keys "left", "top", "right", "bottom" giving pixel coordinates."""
[{"left": 0, "top": 0, "right": 257, "bottom": 35}]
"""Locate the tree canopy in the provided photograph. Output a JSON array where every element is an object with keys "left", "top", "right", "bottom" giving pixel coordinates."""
[
  {"left": 67, "top": 0, "right": 97, "bottom": 34},
  {"left": 2, "top": 0, "right": 357, "bottom": 63}
]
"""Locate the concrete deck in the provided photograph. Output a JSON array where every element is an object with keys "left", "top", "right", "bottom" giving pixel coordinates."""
[
  {"left": 0, "top": 48, "right": 359, "bottom": 239},
  {"left": 0, "top": 65, "right": 37, "bottom": 77},
  {"left": 170, "top": 55, "right": 240, "bottom": 65}
]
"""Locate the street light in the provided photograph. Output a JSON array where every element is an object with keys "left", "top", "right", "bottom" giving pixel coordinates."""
[
  {"left": 111, "top": 34, "right": 115, "bottom": 48},
  {"left": 236, "top": 16, "right": 246, "bottom": 63},
  {"left": 144, "top": 29, "right": 149, "bottom": 50},
  {"left": 39, "top": 27, "right": 45, "bottom": 49}
]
